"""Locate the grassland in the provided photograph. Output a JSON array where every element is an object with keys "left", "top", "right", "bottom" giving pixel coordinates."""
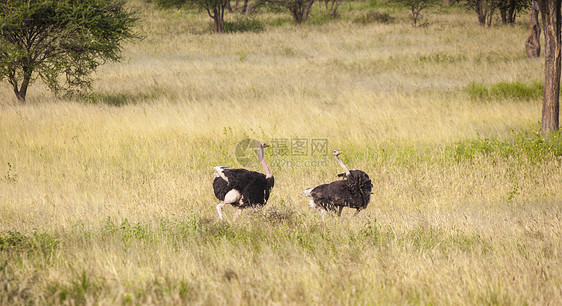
[{"left": 1, "top": 1, "right": 561, "bottom": 304}]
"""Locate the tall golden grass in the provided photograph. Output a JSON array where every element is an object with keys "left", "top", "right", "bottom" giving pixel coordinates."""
[{"left": 1, "top": 1, "right": 561, "bottom": 304}]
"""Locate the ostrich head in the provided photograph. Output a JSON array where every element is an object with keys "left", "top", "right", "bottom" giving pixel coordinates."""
[
  {"left": 258, "top": 142, "right": 270, "bottom": 149},
  {"left": 332, "top": 149, "right": 350, "bottom": 176}
]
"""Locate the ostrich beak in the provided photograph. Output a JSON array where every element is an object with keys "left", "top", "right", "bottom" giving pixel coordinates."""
[{"left": 257, "top": 142, "right": 269, "bottom": 151}]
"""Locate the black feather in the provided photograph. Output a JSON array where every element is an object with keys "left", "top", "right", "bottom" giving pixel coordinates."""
[
  {"left": 213, "top": 168, "right": 274, "bottom": 208},
  {"left": 213, "top": 176, "right": 230, "bottom": 201},
  {"left": 309, "top": 170, "right": 372, "bottom": 213}
]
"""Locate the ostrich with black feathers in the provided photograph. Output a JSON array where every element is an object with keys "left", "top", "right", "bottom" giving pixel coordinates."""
[
  {"left": 212, "top": 142, "right": 274, "bottom": 220},
  {"left": 303, "top": 150, "right": 372, "bottom": 217}
]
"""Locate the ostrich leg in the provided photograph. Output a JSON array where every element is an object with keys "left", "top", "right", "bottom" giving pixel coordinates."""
[
  {"left": 216, "top": 202, "right": 226, "bottom": 220},
  {"left": 353, "top": 209, "right": 361, "bottom": 217},
  {"left": 216, "top": 189, "right": 242, "bottom": 220}
]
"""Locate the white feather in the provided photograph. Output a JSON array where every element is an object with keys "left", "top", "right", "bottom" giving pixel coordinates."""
[
  {"left": 224, "top": 189, "right": 242, "bottom": 204},
  {"left": 213, "top": 166, "right": 230, "bottom": 182},
  {"left": 309, "top": 199, "right": 317, "bottom": 209},
  {"left": 302, "top": 188, "right": 313, "bottom": 197}
]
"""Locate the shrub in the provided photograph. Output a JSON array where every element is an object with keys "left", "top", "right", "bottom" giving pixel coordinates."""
[{"left": 225, "top": 18, "right": 265, "bottom": 33}]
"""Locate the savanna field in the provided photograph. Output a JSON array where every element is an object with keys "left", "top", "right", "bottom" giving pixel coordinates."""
[{"left": 1, "top": 1, "right": 562, "bottom": 304}]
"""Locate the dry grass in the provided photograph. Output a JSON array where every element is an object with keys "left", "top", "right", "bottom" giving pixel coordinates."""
[{"left": 1, "top": 2, "right": 561, "bottom": 304}]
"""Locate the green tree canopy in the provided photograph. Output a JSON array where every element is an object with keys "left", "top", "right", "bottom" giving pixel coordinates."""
[{"left": 0, "top": 0, "right": 139, "bottom": 102}]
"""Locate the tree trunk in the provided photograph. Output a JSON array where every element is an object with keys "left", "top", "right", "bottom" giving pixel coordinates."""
[
  {"left": 538, "top": 0, "right": 561, "bottom": 133},
  {"left": 303, "top": 0, "right": 315, "bottom": 23},
  {"left": 526, "top": 0, "right": 541, "bottom": 58},
  {"left": 241, "top": 0, "right": 248, "bottom": 13},
  {"left": 214, "top": 15, "right": 224, "bottom": 33},
  {"left": 500, "top": 0, "right": 517, "bottom": 24},
  {"left": 14, "top": 85, "right": 27, "bottom": 103},
  {"left": 500, "top": 8, "right": 507, "bottom": 24},
  {"left": 9, "top": 70, "right": 30, "bottom": 103},
  {"left": 226, "top": 0, "right": 233, "bottom": 13},
  {"left": 486, "top": 5, "right": 495, "bottom": 27},
  {"left": 477, "top": 8, "right": 486, "bottom": 26},
  {"left": 210, "top": 5, "right": 225, "bottom": 33},
  {"left": 486, "top": 12, "right": 493, "bottom": 27},
  {"left": 291, "top": 9, "right": 302, "bottom": 24},
  {"left": 329, "top": 0, "right": 339, "bottom": 17},
  {"left": 508, "top": 4, "right": 516, "bottom": 23}
]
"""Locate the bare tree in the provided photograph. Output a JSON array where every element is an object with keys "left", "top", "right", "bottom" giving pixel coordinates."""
[
  {"left": 526, "top": 0, "right": 540, "bottom": 58},
  {"left": 537, "top": 0, "right": 561, "bottom": 133},
  {"left": 267, "top": 0, "right": 316, "bottom": 24}
]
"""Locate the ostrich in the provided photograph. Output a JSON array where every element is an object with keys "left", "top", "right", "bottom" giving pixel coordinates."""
[
  {"left": 303, "top": 150, "right": 372, "bottom": 217},
  {"left": 212, "top": 142, "right": 274, "bottom": 220}
]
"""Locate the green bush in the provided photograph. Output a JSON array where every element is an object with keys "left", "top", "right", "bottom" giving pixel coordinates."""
[
  {"left": 307, "top": 15, "right": 336, "bottom": 25},
  {"left": 225, "top": 18, "right": 265, "bottom": 33}
]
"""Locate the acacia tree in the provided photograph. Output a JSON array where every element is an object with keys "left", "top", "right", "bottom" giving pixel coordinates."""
[
  {"left": 153, "top": 0, "right": 227, "bottom": 33},
  {"left": 0, "top": 0, "right": 138, "bottom": 103},
  {"left": 537, "top": 0, "right": 561, "bottom": 133},
  {"left": 267, "top": 0, "right": 316, "bottom": 24},
  {"left": 396, "top": 0, "right": 437, "bottom": 27}
]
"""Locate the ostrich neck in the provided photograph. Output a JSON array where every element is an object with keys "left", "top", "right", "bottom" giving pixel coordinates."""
[
  {"left": 334, "top": 155, "right": 351, "bottom": 176},
  {"left": 258, "top": 148, "right": 273, "bottom": 178}
]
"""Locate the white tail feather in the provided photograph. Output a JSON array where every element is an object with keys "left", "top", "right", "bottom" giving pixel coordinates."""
[
  {"left": 302, "top": 188, "right": 313, "bottom": 197},
  {"left": 213, "top": 166, "right": 230, "bottom": 182}
]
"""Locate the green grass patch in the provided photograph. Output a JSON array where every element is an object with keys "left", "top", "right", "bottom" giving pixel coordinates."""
[
  {"left": 307, "top": 13, "right": 340, "bottom": 25},
  {"left": 0, "top": 230, "right": 59, "bottom": 257},
  {"left": 450, "top": 130, "right": 562, "bottom": 162},
  {"left": 266, "top": 16, "right": 293, "bottom": 27},
  {"left": 80, "top": 89, "right": 165, "bottom": 106},
  {"left": 466, "top": 81, "right": 543, "bottom": 102}
]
